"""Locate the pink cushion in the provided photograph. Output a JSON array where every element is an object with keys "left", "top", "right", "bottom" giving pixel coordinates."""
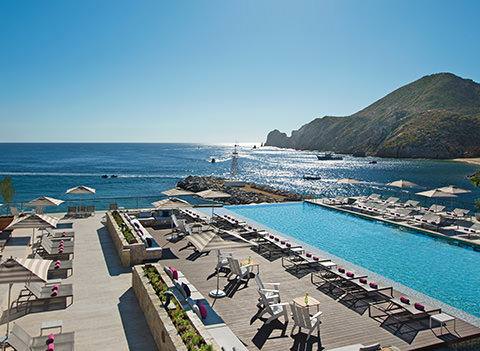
[
  {"left": 306, "top": 252, "right": 312, "bottom": 258},
  {"left": 346, "top": 272, "right": 354, "bottom": 278},
  {"left": 400, "top": 296, "right": 410, "bottom": 304},
  {"left": 338, "top": 267, "right": 345, "bottom": 273},
  {"left": 359, "top": 278, "right": 367, "bottom": 284},
  {"left": 170, "top": 267, "right": 178, "bottom": 280},
  {"left": 414, "top": 302, "right": 425, "bottom": 311},
  {"left": 369, "top": 282, "right": 378, "bottom": 289},
  {"left": 51, "top": 285, "right": 59, "bottom": 291},
  {"left": 47, "top": 343, "right": 55, "bottom": 351},
  {"left": 51, "top": 291, "right": 58, "bottom": 297},
  {"left": 198, "top": 303, "right": 208, "bottom": 319}
]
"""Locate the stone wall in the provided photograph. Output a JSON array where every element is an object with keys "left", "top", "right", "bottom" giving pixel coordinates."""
[
  {"left": 105, "top": 211, "right": 131, "bottom": 266},
  {"left": 132, "top": 265, "right": 221, "bottom": 351},
  {"left": 132, "top": 266, "right": 186, "bottom": 351},
  {"left": 105, "top": 212, "right": 161, "bottom": 267}
]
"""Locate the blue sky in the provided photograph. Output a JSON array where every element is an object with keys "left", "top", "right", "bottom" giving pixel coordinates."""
[{"left": 1, "top": 0, "right": 479, "bottom": 143}]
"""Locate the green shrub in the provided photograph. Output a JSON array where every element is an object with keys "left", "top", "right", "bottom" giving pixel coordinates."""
[
  {"left": 111, "top": 211, "right": 137, "bottom": 244},
  {"left": 143, "top": 266, "right": 211, "bottom": 351}
]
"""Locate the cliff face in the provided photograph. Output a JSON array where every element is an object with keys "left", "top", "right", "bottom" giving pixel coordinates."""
[{"left": 265, "top": 73, "right": 480, "bottom": 158}]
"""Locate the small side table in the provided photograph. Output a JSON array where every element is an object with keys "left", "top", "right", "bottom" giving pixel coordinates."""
[
  {"left": 430, "top": 313, "right": 456, "bottom": 335},
  {"left": 41, "top": 320, "right": 63, "bottom": 335},
  {"left": 293, "top": 295, "right": 321, "bottom": 312},
  {"left": 240, "top": 259, "right": 260, "bottom": 274}
]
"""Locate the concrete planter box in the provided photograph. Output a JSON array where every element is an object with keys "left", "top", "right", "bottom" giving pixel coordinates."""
[
  {"left": 106, "top": 212, "right": 161, "bottom": 267},
  {"left": 132, "top": 265, "right": 220, "bottom": 351}
]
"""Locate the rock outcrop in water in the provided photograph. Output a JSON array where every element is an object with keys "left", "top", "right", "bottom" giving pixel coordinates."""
[
  {"left": 177, "top": 176, "right": 303, "bottom": 205},
  {"left": 265, "top": 73, "right": 480, "bottom": 159}
]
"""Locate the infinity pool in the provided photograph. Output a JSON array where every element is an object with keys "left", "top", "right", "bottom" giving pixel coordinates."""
[{"left": 229, "top": 202, "right": 480, "bottom": 318}]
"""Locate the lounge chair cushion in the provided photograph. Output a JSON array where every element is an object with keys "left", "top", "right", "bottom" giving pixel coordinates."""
[
  {"left": 359, "top": 343, "right": 381, "bottom": 351},
  {"left": 197, "top": 301, "right": 208, "bottom": 319},
  {"left": 164, "top": 266, "right": 173, "bottom": 279},
  {"left": 181, "top": 282, "right": 191, "bottom": 298}
]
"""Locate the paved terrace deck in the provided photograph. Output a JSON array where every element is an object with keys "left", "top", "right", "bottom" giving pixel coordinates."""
[
  {"left": 0, "top": 213, "right": 155, "bottom": 350},
  {"left": 149, "top": 220, "right": 480, "bottom": 351}
]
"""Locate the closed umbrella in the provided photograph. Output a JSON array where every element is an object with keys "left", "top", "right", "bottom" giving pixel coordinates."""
[{"left": 0, "top": 257, "right": 52, "bottom": 340}]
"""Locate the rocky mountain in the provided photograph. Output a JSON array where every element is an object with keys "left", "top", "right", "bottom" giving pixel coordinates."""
[{"left": 265, "top": 73, "right": 480, "bottom": 158}]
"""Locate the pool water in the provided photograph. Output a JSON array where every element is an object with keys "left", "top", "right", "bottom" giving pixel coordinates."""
[{"left": 229, "top": 202, "right": 480, "bottom": 318}]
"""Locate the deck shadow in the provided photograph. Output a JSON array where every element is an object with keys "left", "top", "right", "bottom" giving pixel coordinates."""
[
  {"left": 159, "top": 247, "right": 179, "bottom": 260},
  {"left": 379, "top": 313, "right": 433, "bottom": 344},
  {"left": 5, "top": 236, "right": 31, "bottom": 247},
  {"left": 96, "top": 227, "right": 130, "bottom": 276},
  {"left": 290, "top": 331, "right": 323, "bottom": 351},
  {"left": 251, "top": 318, "right": 289, "bottom": 349},
  {"left": 117, "top": 288, "right": 156, "bottom": 351}
]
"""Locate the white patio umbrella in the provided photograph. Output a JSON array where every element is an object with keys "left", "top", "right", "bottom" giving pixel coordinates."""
[
  {"left": 26, "top": 196, "right": 64, "bottom": 214},
  {"left": 186, "top": 229, "right": 256, "bottom": 299},
  {"left": 161, "top": 188, "right": 195, "bottom": 197},
  {"left": 65, "top": 186, "right": 96, "bottom": 195},
  {"left": 436, "top": 185, "right": 471, "bottom": 194},
  {"left": 415, "top": 189, "right": 457, "bottom": 198},
  {"left": 66, "top": 186, "right": 96, "bottom": 213},
  {"left": 151, "top": 197, "right": 191, "bottom": 209},
  {"left": 195, "top": 190, "right": 230, "bottom": 222},
  {"left": 195, "top": 189, "right": 231, "bottom": 199},
  {"left": 387, "top": 180, "right": 419, "bottom": 188},
  {"left": 336, "top": 178, "right": 361, "bottom": 184},
  {"left": 0, "top": 257, "right": 52, "bottom": 340},
  {"left": 6, "top": 213, "right": 58, "bottom": 244}
]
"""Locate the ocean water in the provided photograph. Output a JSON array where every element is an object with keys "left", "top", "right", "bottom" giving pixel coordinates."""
[
  {"left": 0, "top": 143, "right": 478, "bottom": 212},
  {"left": 229, "top": 202, "right": 480, "bottom": 318}
]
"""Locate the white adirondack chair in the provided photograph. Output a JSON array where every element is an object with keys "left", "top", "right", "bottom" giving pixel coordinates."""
[
  {"left": 216, "top": 250, "right": 233, "bottom": 273},
  {"left": 227, "top": 257, "right": 252, "bottom": 283},
  {"left": 255, "top": 274, "right": 280, "bottom": 306},
  {"left": 290, "top": 302, "right": 322, "bottom": 340},
  {"left": 257, "top": 290, "right": 289, "bottom": 324}
]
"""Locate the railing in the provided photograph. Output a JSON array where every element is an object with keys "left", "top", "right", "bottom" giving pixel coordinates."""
[{"left": 0, "top": 194, "right": 221, "bottom": 216}]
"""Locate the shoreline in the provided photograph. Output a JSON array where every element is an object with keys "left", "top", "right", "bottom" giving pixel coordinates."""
[{"left": 452, "top": 158, "right": 480, "bottom": 166}]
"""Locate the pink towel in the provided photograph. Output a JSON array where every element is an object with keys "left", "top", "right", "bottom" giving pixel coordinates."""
[
  {"left": 170, "top": 267, "right": 178, "bottom": 280},
  {"left": 47, "top": 333, "right": 55, "bottom": 343}
]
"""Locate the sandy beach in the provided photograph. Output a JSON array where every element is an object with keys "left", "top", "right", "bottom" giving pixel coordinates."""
[{"left": 452, "top": 158, "right": 480, "bottom": 166}]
